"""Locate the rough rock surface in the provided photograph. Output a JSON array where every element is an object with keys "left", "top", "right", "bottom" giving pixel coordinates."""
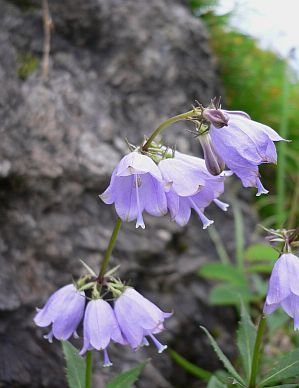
[{"left": 0, "top": 0, "right": 257, "bottom": 387}]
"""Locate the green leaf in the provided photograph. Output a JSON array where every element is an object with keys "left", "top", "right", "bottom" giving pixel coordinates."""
[
  {"left": 200, "top": 326, "right": 245, "bottom": 386},
  {"left": 263, "top": 385, "right": 299, "bottom": 388},
  {"left": 168, "top": 349, "right": 211, "bottom": 380},
  {"left": 62, "top": 341, "right": 86, "bottom": 388},
  {"left": 106, "top": 361, "right": 147, "bottom": 388},
  {"left": 247, "top": 264, "right": 274, "bottom": 273},
  {"left": 233, "top": 201, "right": 245, "bottom": 271},
  {"left": 199, "top": 263, "right": 245, "bottom": 286},
  {"left": 237, "top": 302, "right": 257, "bottom": 381},
  {"left": 207, "top": 376, "right": 227, "bottom": 388},
  {"left": 209, "top": 284, "right": 253, "bottom": 306},
  {"left": 244, "top": 244, "right": 279, "bottom": 262},
  {"left": 259, "top": 349, "right": 299, "bottom": 386}
]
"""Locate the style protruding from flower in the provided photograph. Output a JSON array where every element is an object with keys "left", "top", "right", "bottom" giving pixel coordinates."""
[
  {"left": 80, "top": 299, "right": 126, "bottom": 367},
  {"left": 34, "top": 284, "right": 85, "bottom": 342},
  {"left": 264, "top": 253, "right": 299, "bottom": 330},
  {"left": 159, "top": 151, "right": 230, "bottom": 228},
  {"left": 204, "top": 109, "right": 285, "bottom": 196},
  {"left": 100, "top": 151, "right": 167, "bottom": 229},
  {"left": 114, "top": 287, "right": 172, "bottom": 353}
]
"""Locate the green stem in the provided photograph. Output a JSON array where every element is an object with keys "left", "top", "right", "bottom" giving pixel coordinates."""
[
  {"left": 248, "top": 315, "right": 267, "bottom": 388},
  {"left": 143, "top": 109, "right": 198, "bottom": 151},
  {"left": 276, "top": 57, "right": 290, "bottom": 227},
  {"left": 85, "top": 351, "right": 93, "bottom": 388},
  {"left": 99, "top": 218, "right": 122, "bottom": 278}
]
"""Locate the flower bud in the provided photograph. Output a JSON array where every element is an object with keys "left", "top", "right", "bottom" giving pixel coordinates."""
[
  {"left": 199, "top": 133, "right": 225, "bottom": 175},
  {"left": 203, "top": 108, "right": 229, "bottom": 128}
]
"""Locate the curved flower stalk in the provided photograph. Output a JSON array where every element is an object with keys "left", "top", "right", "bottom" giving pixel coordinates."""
[
  {"left": 114, "top": 287, "right": 172, "bottom": 352},
  {"left": 34, "top": 284, "right": 85, "bottom": 342},
  {"left": 205, "top": 109, "right": 285, "bottom": 196},
  {"left": 80, "top": 299, "right": 126, "bottom": 367},
  {"left": 264, "top": 253, "right": 299, "bottom": 329},
  {"left": 100, "top": 151, "right": 167, "bottom": 229},
  {"left": 159, "top": 152, "right": 230, "bottom": 228}
]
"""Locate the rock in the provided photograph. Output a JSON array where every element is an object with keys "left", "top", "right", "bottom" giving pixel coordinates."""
[{"left": 0, "top": 0, "right": 257, "bottom": 387}]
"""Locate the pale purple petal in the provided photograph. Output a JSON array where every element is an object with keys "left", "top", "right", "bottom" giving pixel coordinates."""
[
  {"left": 172, "top": 196, "right": 192, "bottom": 226},
  {"left": 85, "top": 299, "right": 117, "bottom": 350},
  {"left": 138, "top": 174, "right": 167, "bottom": 217},
  {"left": 159, "top": 158, "right": 205, "bottom": 196},
  {"left": 166, "top": 191, "right": 179, "bottom": 219},
  {"left": 116, "top": 152, "right": 163, "bottom": 182},
  {"left": 265, "top": 255, "right": 291, "bottom": 305}
]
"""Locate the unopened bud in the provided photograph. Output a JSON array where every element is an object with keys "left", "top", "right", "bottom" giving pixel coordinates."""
[
  {"left": 199, "top": 133, "right": 225, "bottom": 175},
  {"left": 203, "top": 108, "right": 229, "bottom": 128}
]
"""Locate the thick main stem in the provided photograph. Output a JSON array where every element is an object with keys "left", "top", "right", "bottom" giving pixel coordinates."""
[
  {"left": 248, "top": 315, "right": 267, "bottom": 388},
  {"left": 143, "top": 109, "right": 198, "bottom": 151},
  {"left": 99, "top": 217, "right": 122, "bottom": 278},
  {"left": 85, "top": 351, "right": 93, "bottom": 388}
]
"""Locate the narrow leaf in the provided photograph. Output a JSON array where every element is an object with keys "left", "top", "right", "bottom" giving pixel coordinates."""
[
  {"left": 260, "top": 349, "right": 299, "bottom": 386},
  {"left": 200, "top": 326, "right": 245, "bottom": 386},
  {"left": 199, "top": 263, "right": 245, "bottom": 286},
  {"left": 209, "top": 284, "right": 253, "bottom": 306},
  {"left": 233, "top": 201, "right": 245, "bottom": 272},
  {"left": 237, "top": 302, "right": 257, "bottom": 381},
  {"left": 62, "top": 341, "right": 86, "bottom": 388},
  {"left": 207, "top": 376, "right": 227, "bottom": 388},
  {"left": 106, "top": 361, "right": 147, "bottom": 388},
  {"left": 168, "top": 349, "right": 211, "bottom": 380},
  {"left": 244, "top": 244, "right": 279, "bottom": 262}
]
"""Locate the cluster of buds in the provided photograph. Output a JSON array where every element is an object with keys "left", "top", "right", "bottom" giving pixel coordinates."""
[{"left": 34, "top": 268, "right": 171, "bottom": 366}]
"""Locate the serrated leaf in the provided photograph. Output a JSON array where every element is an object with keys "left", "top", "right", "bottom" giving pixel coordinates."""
[
  {"left": 168, "top": 349, "right": 211, "bottom": 380},
  {"left": 106, "top": 361, "right": 147, "bottom": 388},
  {"left": 62, "top": 341, "right": 86, "bottom": 388},
  {"left": 199, "top": 263, "right": 245, "bottom": 286},
  {"left": 244, "top": 244, "right": 279, "bottom": 262},
  {"left": 259, "top": 349, "right": 299, "bottom": 386},
  {"left": 209, "top": 284, "right": 253, "bottom": 306},
  {"left": 237, "top": 302, "right": 257, "bottom": 381},
  {"left": 200, "top": 326, "right": 245, "bottom": 386},
  {"left": 207, "top": 376, "right": 227, "bottom": 388}
]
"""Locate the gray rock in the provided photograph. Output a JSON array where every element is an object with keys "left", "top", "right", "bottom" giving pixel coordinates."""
[{"left": 0, "top": 0, "right": 257, "bottom": 387}]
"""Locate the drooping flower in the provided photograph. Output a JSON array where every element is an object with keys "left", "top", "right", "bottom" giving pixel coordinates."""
[
  {"left": 34, "top": 284, "right": 85, "bottom": 342},
  {"left": 203, "top": 109, "right": 285, "bottom": 195},
  {"left": 80, "top": 299, "right": 126, "bottom": 366},
  {"left": 158, "top": 151, "right": 230, "bottom": 228},
  {"left": 114, "top": 287, "right": 172, "bottom": 352},
  {"left": 100, "top": 151, "right": 167, "bottom": 229},
  {"left": 264, "top": 253, "right": 299, "bottom": 329}
]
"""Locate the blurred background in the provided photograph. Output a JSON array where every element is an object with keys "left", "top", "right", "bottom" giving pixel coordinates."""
[{"left": 0, "top": 0, "right": 298, "bottom": 387}]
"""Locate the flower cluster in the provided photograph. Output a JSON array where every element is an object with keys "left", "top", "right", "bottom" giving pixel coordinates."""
[
  {"left": 100, "top": 149, "right": 229, "bottom": 229},
  {"left": 100, "top": 106, "right": 284, "bottom": 229},
  {"left": 34, "top": 282, "right": 171, "bottom": 366}
]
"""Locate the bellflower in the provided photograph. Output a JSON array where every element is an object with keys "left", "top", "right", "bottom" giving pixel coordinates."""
[
  {"left": 158, "top": 152, "right": 230, "bottom": 228},
  {"left": 264, "top": 253, "right": 299, "bottom": 330},
  {"left": 80, "top": 299, "right": 126, "bottom": 367},
  {"left": 100, "top": 151, "right": 167, "bottom": 229},
  {"left": 34, "top": 284, "right": 85, "bottom": 342},
  {"left": 114, "top": 287, "right": 172, "bottom": 352},
  {"left": 204, "top": 109, "right": 285, "bottom": 195}
]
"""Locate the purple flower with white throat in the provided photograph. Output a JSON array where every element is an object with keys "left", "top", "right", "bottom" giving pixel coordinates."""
[
  {"left": 203, "top": 109, "right": 285, "bottom": 195},
  {"left": 34, "top": 284, "right": 85, "bottom": 342},
  {"left": 114, "top": 287, "right": 172, "bottom": 353},
  {"left": 80, "top": 299, "right": 126, "bottom": 367},
  {"left": 100, "top": 151, "right": 167, "bottom": 229},
  {"left": 158, "top": 152, "right": 230, "bottom": 228},
  {"left": 264, "top": 253, "right": 299, "bottom": 330}
]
